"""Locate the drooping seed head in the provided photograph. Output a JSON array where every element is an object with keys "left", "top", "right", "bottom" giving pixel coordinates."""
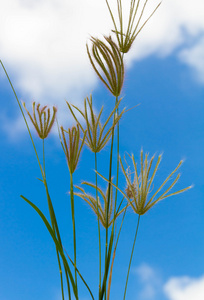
[{"left": 87, "top": 36, "right": 124, "bottom": 96}]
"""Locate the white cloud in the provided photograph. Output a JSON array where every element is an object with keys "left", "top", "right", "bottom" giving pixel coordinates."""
[
  {"left": 0, "top": 0, "right": 204, "bottom": 135},
  {"left": 134, "top": 263, "right": 162, "bottom": 300},
  {"left": 135, "top": 264, "right": 204, "bottom": 300},
  {"left": 164, "top": 275, "right": 204, "bottom": 300},
  {"left": 179, "top": 37, "right": 204, "bottom": 83}
]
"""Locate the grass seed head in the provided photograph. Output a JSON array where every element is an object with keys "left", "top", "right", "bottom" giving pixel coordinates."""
[
  {"left": 105, "top": 0, "right": 161, "bottom": 53},
  {"left": 87, "top": 36, "right": 124, "bottom": 96},
  {"left": 66, "top": 94, "right": 126, "bottom": 153},
  {"left": 120, "top": 150, "right": 192, "bottom": 215},
  {"left": 60, "top": 124, "right": 86, "bottom": 174},
  {"left": 22, "top": 101, "right": 57, "bottom": 139},
  {"left": 74, "top": 180, "right": 128, "bottom": 228}
]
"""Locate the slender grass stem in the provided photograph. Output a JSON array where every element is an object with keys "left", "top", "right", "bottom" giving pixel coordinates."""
[
  {"left": 107, "top": 200, "right": 127, "bottom": 300},
  {"left": 104, "top": 101, "right": 117, "bottom": 300},
  {"left": 0, "top": 61, "right": 72, "bottom": 299},
  {"left": 101, "top": 95, "right": 119, "bottom": 300},
  {"left": 123, "top": 215, "right": 141, "bottom": 300},
  {"left": 0, "top": 60, "right": 43, "bottom": 176},
  {"left": 42, "top": 139, "right": 66, "bottom": 300},
  {"left": 113, "top": 98, "right": 120, "bottom": 236},
  {"left": 42, "top": 143, "right": 72, "bottom": 299},
  {"left": 95, "top": 153, "right": 102, "bottom": 294},
  {"left": 63, "top": 248, "right": 95, "bottom": 300},
  {"left": 21, "top": 195, "right": 77, "bottom": 298},
  {"left": 70, "top": 172, "right": 78, "bottom": 299}
]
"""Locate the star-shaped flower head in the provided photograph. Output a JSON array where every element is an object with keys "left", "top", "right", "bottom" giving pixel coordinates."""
[
  {"left": 120, "top": 150, "right": 192, "bottom": 215},
  {"left": 98, "top": 150, "right": 192, "bottom": 215}
]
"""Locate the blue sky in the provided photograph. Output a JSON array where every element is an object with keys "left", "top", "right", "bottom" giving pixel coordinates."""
[{"left": 0, "top": 1, "right": 204, "bottom": 300}]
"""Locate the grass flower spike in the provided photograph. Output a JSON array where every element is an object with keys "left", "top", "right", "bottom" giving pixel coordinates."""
[
  {"left": 0, "top": 2, "right": 194, "bottom": 299},
  {"left": 105, "top": 0, "right": 161, "bottom": 53},
  {"left": 98, "top": 150, "right": 192, "bottom": 215},
  {"left": 120, "top": 150, "right": 192, "bottom": 215},
  {"left": 22, "top": 101, "right": 57, "bottom": 139},
  {"left": 61, "top": 125, "right": 86, "bottom": 174},
  {"left": 87, "top": 36, "right": 124, "bottom": 96},
  {"left": 74, "top": 181, "right": 127, "bottom": 228},
  {"left": 67, "top": 95, "right": 126, "bottom": 153}
]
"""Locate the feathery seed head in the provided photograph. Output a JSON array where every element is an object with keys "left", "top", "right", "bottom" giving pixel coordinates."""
[
  {"left": 66, "top": 94, "right": 126, "bottom": 153},
  {"left": 87, "top": 36, "right": 124, "bottom": 96},
  {"left": 60, "top": 124, "right": 86, "bottom": 174},
  {"left": 119, "top": 150, "right": 192, "bottom": 215},
  {"left": 105, "top": 0, "right": 161, "bottom": 53},
  {"left": 74, "top": 180, "right": 128, "bottom": 228},
  {"left": 22, "top": 101, "right": 57, "bottom": 139}
]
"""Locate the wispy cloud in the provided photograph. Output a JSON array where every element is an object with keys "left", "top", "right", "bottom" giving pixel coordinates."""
[
  {"left": 134, "top": 263, "right": 162, "bottom": 300},
  {"left": 179, "top": 36, "right": 204, "bottom": 84}
]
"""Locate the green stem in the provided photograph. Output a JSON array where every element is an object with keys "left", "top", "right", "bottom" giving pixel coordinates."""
[
  {"left": 43, "top": 139, "right": 64, "bottom": 300},
  {"left": 42, "top": 139, "right": 66, "bottom": 300},
  {"left": 0, "top": 60, "right": 44, "bottom": 177},
  {"left": 113, "top": 98, "right": 120, "bottom": 240},
  {"left": 104, "top": 114, "right": 115, "bottom": 300},
  {"left": 70, "top": 172, "right": 78, "bottom": 299},
  {"left": 1, "top": 61, "right": 74, "bottom": 299},
  {"left": 123, "top": 215, "right": 141, "bottom": 300},
  {"left": 21, "top": 195, "right": 77, "bottom": 298},
  {"left": 107, "top": 200, "right": 127, "bottom": 300},
  {"left": 102, "top": 96, "right": 118, "bottom": 300},
  {"left": 95, "top": 152, "right": 102, "bottom": 294},
  {"left": 43, "top": 144, "right": 73, "bottom": 300},
  {"left": 0, "top": 60, "right": 73, "bottom": 299}
]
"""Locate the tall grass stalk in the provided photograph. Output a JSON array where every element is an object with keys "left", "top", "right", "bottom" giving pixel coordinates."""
[
  {"left": 42, "top": 138, "right": 65, "bottom": 300},
  {"left": 123, "top": 215, "right": 141, "bottom": 300},
  {"left": 95, "top": 152, "right": 102, "bottom": 293},
  {"left": 104, "top": 96, "right": 119, "bottom": 300},
  {"left": 1, "top": 1, "right": 192, "bottom": 299},
  {"left": 69, "top": 172, "right": 78, "bottom": 299}
]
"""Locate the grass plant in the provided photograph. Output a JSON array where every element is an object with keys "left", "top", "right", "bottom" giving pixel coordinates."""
[{"left": 0, "top": 1, "right": 192, "bottom": 299}]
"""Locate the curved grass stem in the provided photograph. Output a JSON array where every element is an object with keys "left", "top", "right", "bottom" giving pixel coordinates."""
[
  {"left": 42, "top": 139, "right": 66, "bottom": 300},
  {"left": 95, "top": 153, "right": 102, "bottom": 294},
  {"left": 0, "top": 61, "right": 73, "bottom": 300},
  {"left": 0, "top": 60, "right": 43, "bottom": 176},
  {"left": 123, "top": 215, "right": 141, "bottom": 300},
  {"left": 70, "top": 172, "right": 78, "bottom": 299}
]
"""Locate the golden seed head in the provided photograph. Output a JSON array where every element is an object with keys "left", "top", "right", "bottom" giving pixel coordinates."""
[
  {"left": 87, "top": 36, "right": 124, "bottom": 97},
  {"left": 60, "top": 124, "right": 86, "bottom": 174},
  {"left": 22, "top": 101, "right": 57, "bottom": 139},
  {"left": 106, "top": 0, "right": 161, "bottom": 54},
  {"left": 66, "top": 94, "right": 126, "bottom": 153},
  {"left": 120, "top": 151, "right": 192, "bottom": 215},
  {"left": 74, "top": 180, "right": 128, "bottom": 228}
]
